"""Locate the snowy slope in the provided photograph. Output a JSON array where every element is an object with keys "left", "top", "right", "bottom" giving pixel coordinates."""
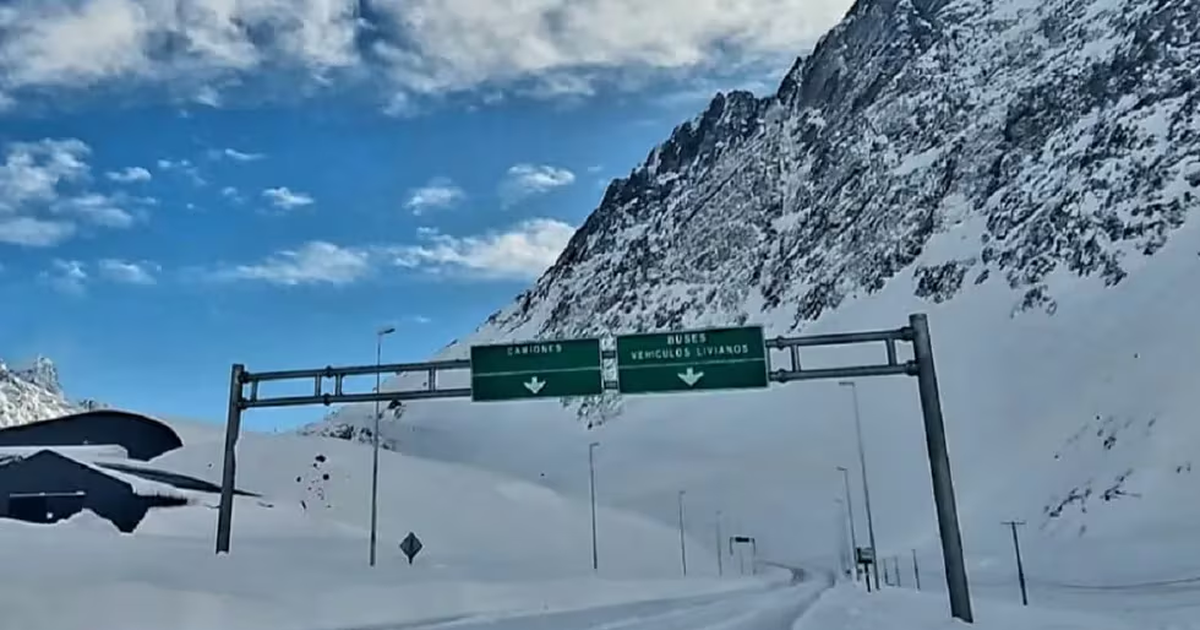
[
  {"left": 0, "top": 418, "right": 786, "bottom": 630},
  {"left": 300, "top": 0, "right": 1200, "bottom": 625},
  {"left": 155, "top": 420, "right": 728, "bottom": 580}
]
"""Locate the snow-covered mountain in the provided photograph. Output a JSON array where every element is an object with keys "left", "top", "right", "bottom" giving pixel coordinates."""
[
  {"left": 0, "top": 356, "right": 79, "bottom": 428},
  {"left": 304, "top": 0, "right": 1198, "bottom": 622}
]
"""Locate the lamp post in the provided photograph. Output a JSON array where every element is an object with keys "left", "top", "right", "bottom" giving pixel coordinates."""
[
  {"left": 840, "top": 380, "right": 879, "bottom": 590},
  {"left": 369, "top": 325, "right": 396, "bottom": 567},
  {"left": 836, "top": 465, "right": 860, "bottom": 581},
  {"left": 677, "top": 490, "right": 688, "bottom": 576},
  {"left": 589, "top": 441, "right": 600, "bottom": 572},
  {"left": 835, "top": 498, "right": 849, "bottom": 578},
  {"left": 715, "top": 510, "right": 723, "bottom": 576}
]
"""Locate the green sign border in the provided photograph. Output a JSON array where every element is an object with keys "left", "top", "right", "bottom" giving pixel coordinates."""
[
  {"left": 469, "top": 336, "right": 604, "bottom": 402},
  {"left": 613, "top": 325, "right": 770, "bottom": 396}
]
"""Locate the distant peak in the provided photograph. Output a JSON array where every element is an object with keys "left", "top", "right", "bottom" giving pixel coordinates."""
[{"left": 12, "top": 355, "right": 61, "bottom": 395}]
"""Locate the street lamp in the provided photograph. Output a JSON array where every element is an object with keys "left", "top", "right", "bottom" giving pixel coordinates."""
[
  {"left": 840, "top": 380, "right": 879, "bottom": 590},
  {"left": 589, "top": 441, "right": 600, "bottom": 572},
  {"left": 834, "top": 498, "right": 848, "bottom": 578},
  {"left": 715, "top": 509, "right": 723, "bottom": 577},
  {"left": 836, "top": 465, "right": 859, "bottom": 580},
  {"left": 369, "top": 324, "right": 396, "bottom": 567},
  {"left": 677, "top": 490, "right": 688, "bottom": 576}
]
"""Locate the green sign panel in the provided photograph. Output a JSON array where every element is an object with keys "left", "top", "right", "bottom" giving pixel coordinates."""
[
  {"left": 615, "top": 326, "right": 769, "bottom": 395},
  {"left": 470, "top": 338, "right": 603, "bottom": 402}
]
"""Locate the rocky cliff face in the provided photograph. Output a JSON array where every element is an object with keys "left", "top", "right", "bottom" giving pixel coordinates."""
[
  {"left": 483, "top": 0, "right": 1196, "bottom": 340},
  {"left": 306, "top": 0, "right": 1198, "bottom": 468}
]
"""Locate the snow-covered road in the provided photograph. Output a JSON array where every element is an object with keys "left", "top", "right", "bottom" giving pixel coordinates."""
[{"left": 367, "top": 568, "right": 828, "bottom": 630}]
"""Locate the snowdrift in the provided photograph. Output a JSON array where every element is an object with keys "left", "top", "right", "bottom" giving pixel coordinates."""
[{"left": 0, "top": 419, "right": 777, "bottom": 630}]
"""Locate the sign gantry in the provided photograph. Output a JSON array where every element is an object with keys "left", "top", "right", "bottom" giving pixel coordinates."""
[{"left": 215, "top": 313, "right": 973, "bottom": 623}]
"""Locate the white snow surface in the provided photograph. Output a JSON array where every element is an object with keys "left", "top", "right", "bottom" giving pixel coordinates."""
[
  {"left": 0, "top": 418, "right": 787, "bottom": 630},
  {"left": 795, "top": 584, "right": 1138, "bottom": 630},
  {"left": 308, "top": 178, "right": 1200, "bottom": 629}
]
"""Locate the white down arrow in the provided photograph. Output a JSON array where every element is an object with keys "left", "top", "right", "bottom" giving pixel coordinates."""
[
  {"left": 524, "top": 377, "right": 546, "bottom": 394},
  {"left": 677, "top": 368, "right": 704, "bottom": 386}
]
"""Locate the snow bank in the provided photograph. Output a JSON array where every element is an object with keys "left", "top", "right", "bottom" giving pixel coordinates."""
[
  {"left": 794, "top": 585, "right": 1138, "bottom": 630},
  {"left": 0, "top": 421, "right": 777, "bottom": 630}
]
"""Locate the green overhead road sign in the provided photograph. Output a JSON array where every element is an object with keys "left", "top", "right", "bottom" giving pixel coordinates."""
[
  {"left": 470, "top": 338, "right": 603, "bottom": 402},
  {"left": 615, "top": 326, "right": 769, "bottom": 395}
]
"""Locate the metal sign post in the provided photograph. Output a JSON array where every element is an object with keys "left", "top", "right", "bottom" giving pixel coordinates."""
[
  {"left": 730, "top": 536, "right": 757, "bottom": 575},
  {"left": 213, "top": 313, "right": 972, "bottom": 623}
]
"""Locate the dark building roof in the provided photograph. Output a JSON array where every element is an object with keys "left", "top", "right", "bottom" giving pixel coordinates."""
[
  {"left": 0, "top": 410, "right": 184, "bottom": 461},
  {"left": 95, "top": 461, "right": 258, "bottom": 497}
]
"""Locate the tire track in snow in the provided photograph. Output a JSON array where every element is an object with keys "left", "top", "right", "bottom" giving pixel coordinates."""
[{"left": 372, "top": 566, "right": 830, "bottom": 630}]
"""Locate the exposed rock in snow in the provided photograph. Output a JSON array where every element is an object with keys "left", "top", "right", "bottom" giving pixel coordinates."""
[
  {"left": 0, "top": 356, "right": 80, "bottom": 428},
  {"left": 11, "top": 355, "right": 61, "bottom": 396}
]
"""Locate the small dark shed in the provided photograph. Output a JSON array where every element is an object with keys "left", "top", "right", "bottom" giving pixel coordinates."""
[{"left": 0, "top": 450, "right": 185, "bottom": 532}]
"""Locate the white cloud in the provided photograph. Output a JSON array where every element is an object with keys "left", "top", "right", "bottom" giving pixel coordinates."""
[
  {"left": 370, "top": 0, "right": 848, "bottom": 97},
  {"left": 40, "top": 258, "right": 87, "bottom": 294},
  {"left": 500, "top": 164, "right": 576, "bottom": 205},
  {"left": 217, "top": 241, "right": 371, "bottom": 285},
  {"left": 0, "top": 0, "right": 359, "bottom": 91},
  {"left": 97, "top": 258, "right": 158, "bottom": 284},
  {"left": 0, "top": 216, "right": 75, "bottom": 246},
  {"left": 105, "top": 166, "right": 151, "bottom": 182},
  {"left": 155, "top": 157, "right": 205, "bottom": 185},
  {"left": 0, "top": 138, "right": 90, "bottom": 209},
  {"left": 220, "top": 186, "right": 244, "bottom": 203},
  {"left": 0, "top": 0, "right": 850, "bottom": 109},
  {"left": 210, "top": 217, "right": 576, "bottom": 287},
  {"left": 382, "top": 92, "right": 419, "bottom": 118},
  {"left": 57, "top": 193, "right": 137, "bottom": 228},
  {"left": 405, "top": 178, "right": 465, "bottom": 215},
  {"left": 389, "top": 218, "right": 575, "bottom": 280},
  {"left": 194, "top": 86, "right": 221, "bottom": 107},
  {"left": 262, "top": 186, "right": 315, "bottom": 209},
  {"left": 209, "top": 147, "right": 264, "bottom": 162},
  {"left": 0, "top": 138, "right": 140, "bottom": 245}
]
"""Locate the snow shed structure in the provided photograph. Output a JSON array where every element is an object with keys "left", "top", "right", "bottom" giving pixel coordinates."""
[
  {"left": 0, "top": 409, "right": 184, "bottom": 460},
  {"left": 0, "top": 450, "right": 186, "bottom": 532}
]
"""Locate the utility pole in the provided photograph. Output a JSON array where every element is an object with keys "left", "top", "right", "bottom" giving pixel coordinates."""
[
  {"left": 715, "top": 510, "right": 723, "bottom": 577},
  {"left": 369, "top": 325, "right": 396, "bottom": 567},
  {"left": 894, "top": 556, "right": 902, "bottom": 587},
  {"left": 836, "top": 466, "right": 860, "bottom": 582},
  {"left": 913, "top": 549, "right": 921, "bottom": 590},
  {"left": 1003, "top": 520, "right": 1029, "bottom": 606},
  {"left": 677, "top": 490, "right": 688, "bottom": 576},
  {"left": 589, "top": 441, "right": 600, "bottom": 572},
  {"left": 840, "top": 380, "right": 880, "bottom": 591}
]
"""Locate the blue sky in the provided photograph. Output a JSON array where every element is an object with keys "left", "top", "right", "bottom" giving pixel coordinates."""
[{"left": 0, "top": 0, "right": 848, "bottom": 430}]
